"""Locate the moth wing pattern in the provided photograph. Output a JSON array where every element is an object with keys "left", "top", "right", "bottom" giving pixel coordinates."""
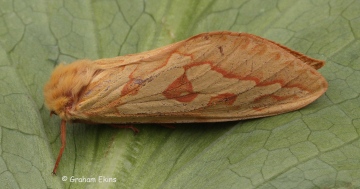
[{"left": 69, "top": 31, "right": 327, "bottom": 123}]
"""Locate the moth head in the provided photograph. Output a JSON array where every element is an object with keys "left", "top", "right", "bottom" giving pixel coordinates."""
[{"left": 43, "top": 60, "right": 98, "bottom": 120}]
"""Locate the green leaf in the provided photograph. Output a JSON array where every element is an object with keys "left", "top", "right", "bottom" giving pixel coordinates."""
[{"left": 1, "top": 0, "right": 359, "bottom": 188}]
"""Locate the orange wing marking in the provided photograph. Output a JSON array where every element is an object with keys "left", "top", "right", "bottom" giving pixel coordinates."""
[{"left": 162, "top": 73, "right": 198, "bottom": 102}]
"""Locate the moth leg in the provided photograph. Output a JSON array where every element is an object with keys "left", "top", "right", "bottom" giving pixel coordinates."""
[
  {"left": 111, "top": 125, "right": 140, "bottom": 134},
  {"left": 52, "top": 119, "right": 67, "bottom": 175}
]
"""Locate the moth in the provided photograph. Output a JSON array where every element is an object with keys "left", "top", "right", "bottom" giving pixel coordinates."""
[{"left": 44, "top": 31, "right": 328, "bottom": 174}]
